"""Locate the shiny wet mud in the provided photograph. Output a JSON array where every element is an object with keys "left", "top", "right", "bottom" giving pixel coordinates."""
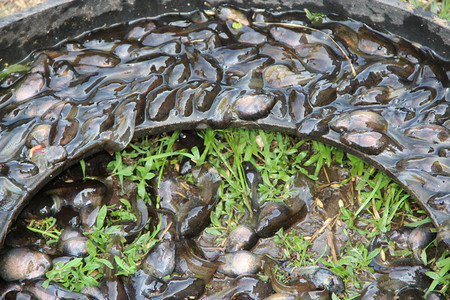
[
  {"left": 0, "top": 6, "right": 448, "bottom": 245},
  {"left": 0, "top": 7, "right": 450, "bottom": 241},
  {"left": 0, "top": 4, "right": 449, "bottom": 299}
]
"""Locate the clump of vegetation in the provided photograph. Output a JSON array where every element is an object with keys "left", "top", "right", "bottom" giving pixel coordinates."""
[
  {"left": 274, "top": 228, "right": 317, "bottom": 268},
  {"left": 26, "top": 129, "right": 448, "bottom": 297},
  {"left": 426, "top": 251, "right": 450, "bottom": 296},
  {"left": 26, "top": 217, "right": 62, "bottom": 245},
  {"left": 36, "top": 204, "right": 160, "bottom": 291}
]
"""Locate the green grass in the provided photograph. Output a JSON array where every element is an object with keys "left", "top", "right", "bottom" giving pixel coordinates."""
[
  {"left": 197, "top": 130, "right": 340, "bottom": 239},
  {"left": 37, "top": 200, "right": 160, "bottom": 291},
  {"left": 426, "top": 251, "right": 450, "bottom": 295},
  {"left": 406, "top": 0, "right": 450, "bottom": 20},
  {"left": 25, "top": 128, "right": 448, "bottom": 296},
  {"left": 133, "top": 130, "right": 446, "bottom": 297},
  {"left": 26, "top": 217, "right": 62, "bottom": 245},
  {"left": 274, "top": 228, "right": 319, "bottom": 268},
  {"left": 322, "top": 242, "right": 381, "bottom": 292}
]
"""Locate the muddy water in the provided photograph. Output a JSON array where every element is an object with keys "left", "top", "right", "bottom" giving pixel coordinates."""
[{"left": 0, "top": 5, "right": 448, "bottom": 298}]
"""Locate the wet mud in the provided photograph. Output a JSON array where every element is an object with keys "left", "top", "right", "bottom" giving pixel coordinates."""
[
  {"left": 0, "top": 6, "right": 448, "bottom": 242},
  {"left": 0, "top": 5, "right": 448, "bottom": 297}
]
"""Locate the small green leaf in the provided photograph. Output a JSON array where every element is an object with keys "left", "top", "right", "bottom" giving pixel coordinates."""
[
  {"left": 115, "top": 256, "right": 132, "bottom": 275},
  {"left": 367, "top": 248, "right": 381, "bottom": 260},
  {"left": 85, "top": 240, "right": 97, "bottom": 257},
  {"left": 426, "top": 271, "right": 441, "bottom": 281},
  {"left": 304, "top": 8, "right": 325, "bottom": 24},
  {"left": 232, "top": 21, "right": 243, "bottom": 29},
  {"left": 80, "top": 159, "right": 86, "bottom": 179},
  {"left": 96, "top": 258, "right": 114, "bottom": 269},
  {"left": 0, "top": 64, "right": 30, "bottom": 80},
  {"left": 191, "top": 146, "right": 200, "bottom": 161},
  {"left": 404, "top": 217, "right": 432, "bottom": 227},
  {"left": 96, "top": 205, "right": 108, "bottom": 229},
  {"left": 304, "top": 8, "right": 315, "bottom": 20},
  {"left": 117, "top": 168, "right": 133, "bottom": 177},
  {"left": 421, "top": 249, "right": 428, "bottom": 265}
]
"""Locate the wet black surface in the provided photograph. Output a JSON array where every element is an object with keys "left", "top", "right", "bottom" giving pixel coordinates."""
[{"left": 0, "top": 5, "right": 448, "bottom": 250}]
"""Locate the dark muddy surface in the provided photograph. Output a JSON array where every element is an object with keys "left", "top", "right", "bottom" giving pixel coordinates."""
[
  {"left": 0, "top": 7, "right": 448, "bottom": 245},
  {"left": 0, "top": 5, "right": 448, "bottom": 298}
]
